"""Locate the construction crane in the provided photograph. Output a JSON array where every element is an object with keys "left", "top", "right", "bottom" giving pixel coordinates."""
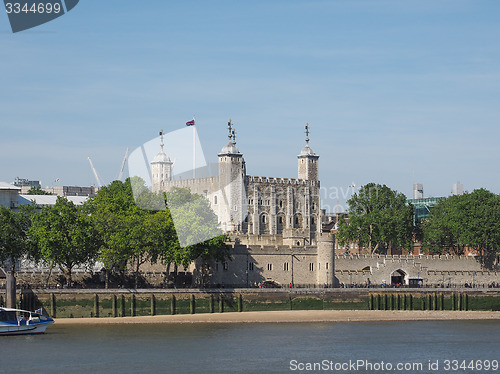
[
  {"left": 118, "top": 147, "right": 129, "bottom": 181},
  {"left": 87, "top": 157, "right": 103, "bottom": 188}
]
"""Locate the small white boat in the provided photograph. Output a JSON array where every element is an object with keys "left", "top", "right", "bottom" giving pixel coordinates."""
[{"left": 0, "top": 307, "right": 54, "bottom": 336}]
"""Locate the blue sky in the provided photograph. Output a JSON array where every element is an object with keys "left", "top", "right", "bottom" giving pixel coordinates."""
[{"left": 1, "top": 0, "right": 499, "bottom": 212}]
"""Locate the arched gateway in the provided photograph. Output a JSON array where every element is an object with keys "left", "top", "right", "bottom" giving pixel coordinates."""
[{"left": 391, "top": 269, "right": 407, "bottom": 286}]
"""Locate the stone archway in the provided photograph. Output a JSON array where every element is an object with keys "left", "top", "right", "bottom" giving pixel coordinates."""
[{"left": 391, "top": 269, "right": 407, "bottom": 286}]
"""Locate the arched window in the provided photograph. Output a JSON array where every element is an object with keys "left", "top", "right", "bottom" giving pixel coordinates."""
[{"left": 261, "top": 215, "right": 267, "bottom": 224}]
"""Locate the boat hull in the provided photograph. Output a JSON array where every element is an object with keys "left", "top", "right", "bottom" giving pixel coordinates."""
[
  {"left": 0, "top": 307, "right": 55, "bottom": 336},
  {"left": 0, "top": 321, "right": 54, "bottom": 336}
]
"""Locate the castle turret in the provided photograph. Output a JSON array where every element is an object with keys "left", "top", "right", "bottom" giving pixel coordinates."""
[
  {"left": 218, "top": 120, "right": 246, "bottom": 232},
  {"left": 298, "top": 123, "right": 319, "bottom": 181},
  {"left": 316, "top": 232, "right": 335, "bottom": 287},
  {"left": 151, "top": 130, "right": 173, "bottom": 193}
]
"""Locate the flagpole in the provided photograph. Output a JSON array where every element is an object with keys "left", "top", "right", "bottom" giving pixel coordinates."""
[{"left": 192, "top": 116, "right": 196, "bottom": 179}]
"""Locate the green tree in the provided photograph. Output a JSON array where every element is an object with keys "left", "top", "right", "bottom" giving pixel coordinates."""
[
  {"left": 0, "top": 206, "right": 33, "bottom": 275},
  {"left": 84, "top": 179, "right": 137, "bottom": 287},
  {"left": 337, "top": 183, "right": 414, "bottom": 254},
  {"left": 161, "top": 187, "right": 229, "bottom": 286},
  {"left": 422, "top": 189, "right": 500, "bottom": 268},
  {"left": 26, "top": 187, "right": 52, "bottom": 195},
  {"left": 86, "top": 180, "right": 229, "bottom": 288},
  {"left": 30, "top": 197, "right": 99, "bottom": 285}
]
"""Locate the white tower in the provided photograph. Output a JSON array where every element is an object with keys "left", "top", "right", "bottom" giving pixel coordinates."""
[{"left": 151, "top": 130, "right": 173, "bottom": 193}]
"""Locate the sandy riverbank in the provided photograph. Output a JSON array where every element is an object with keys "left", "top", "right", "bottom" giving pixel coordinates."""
[{"left": 53, "top": 310, "right": 500, "bottom": 325}]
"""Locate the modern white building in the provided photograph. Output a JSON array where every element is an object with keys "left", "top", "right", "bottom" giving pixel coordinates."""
[{"left": 0, "top": 182, "right": 21, "bottom": 209}]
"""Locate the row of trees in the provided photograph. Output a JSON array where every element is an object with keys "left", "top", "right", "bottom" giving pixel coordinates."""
[
  {"left": 0, "top": 179, "right": 230, "bottom": 288},
  {"left": 422, "top": 188, "right": 500, "bottom": 267},
  {"left": 336, "top": 183, "right": 500, "bottom": 268}
]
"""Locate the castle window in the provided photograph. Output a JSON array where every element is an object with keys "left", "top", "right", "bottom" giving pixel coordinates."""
[
  {"left": 312, "top": 203, "right": 316, "bottom": 210},
  {"left": 283, "top": 262, "right": 289, "bottom": 271},
  {"left": 234, "top": 205, "right": 238, "bottom": 211},
  {"left": 245, "top": 216, "right": 248, "bottom": 223},
  {"left": 261, "top": 215, "right": 267, "bottom": 224},
  {"left": 248, "top": 262, "right": 254, "bottom": 271},
  {"left": 309, "top": 263, "right": 314, "bottom": 271},
  {"left": 326, "top": 263, "right": 329, "bottom": 270},
  {"left": 278, "top": 216, "right": 283, "bottom": 224},
  {"left": 311, "top": 217, "right": 315, "bottom": 225},
  {"left": 296, "top": 241, "right": 301, "bottom": 246},
  {"left": 295, "top": 217, "right": 299, "bottom": 225},
  {"left": 214, "top": 196, "right": 218, "bottom": 205},
  {"left": 267, "top": 264, "right": 273, "bottom": 271},
  {"left": 279, "top": 200, "right": 283, "bottom": 208}
]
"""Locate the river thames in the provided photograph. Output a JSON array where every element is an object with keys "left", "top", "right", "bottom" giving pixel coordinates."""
[{"left": 2, "top": 321, "right": 499, "bottom": 373}]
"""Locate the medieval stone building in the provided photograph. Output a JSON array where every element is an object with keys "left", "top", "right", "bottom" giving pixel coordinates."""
[{"left": 151, "top": 122, "right": 335, "bottom": 287}]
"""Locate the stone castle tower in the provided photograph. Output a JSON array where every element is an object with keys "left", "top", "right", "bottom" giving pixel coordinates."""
[
  {"left": 297, "top": 123, "right": 319, "bottom": 181},
  {"left": 217, "top": 121, "right": 246, "bottom": 232}
]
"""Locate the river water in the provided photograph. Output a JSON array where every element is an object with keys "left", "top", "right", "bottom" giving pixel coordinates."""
[{"left": 2, "top": 321, "right": 499, "bottom": 373}]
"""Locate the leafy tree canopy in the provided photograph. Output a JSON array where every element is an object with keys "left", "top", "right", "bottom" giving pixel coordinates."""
[
  {"left": 85, "top": 179, "right": 229, "bottom": 287},
  {"left": 422, "top": 189, "right": 500, "bottom": 268},
  {"left": 26, "top": 187, "right": 52, "bottom": 195},
  {"left": 30, "top": 197, "right": 99, "bottom": 284},
  {"left": 0, "top": 206, "right": 34, "bottom": 273},
  {"left": 337, "top": 183, "right": 414, "bottom": 254}
]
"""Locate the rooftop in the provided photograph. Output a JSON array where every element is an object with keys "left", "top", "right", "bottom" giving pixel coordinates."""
[{"left": 0, "top": 182, "right": 21, "bottom": 191}]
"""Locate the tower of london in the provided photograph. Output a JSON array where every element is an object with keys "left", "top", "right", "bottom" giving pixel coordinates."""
[{"left": 152, "top": 122, "right": 334, "bottom": 287}]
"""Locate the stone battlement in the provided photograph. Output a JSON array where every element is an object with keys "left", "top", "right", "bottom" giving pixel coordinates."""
[
  {"left": 166, "top": 176, "right": 219, "bottom": 187},
  {"left": 335, "top": 254, "right": 478, "bottom": 261},
  {"left": 246, "top": 176, "right": 318, "bottom": 187}
]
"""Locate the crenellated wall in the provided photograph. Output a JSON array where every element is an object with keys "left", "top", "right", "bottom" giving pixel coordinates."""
[{"left": 334, "top": 254, "right": 499, "bottom": 287}]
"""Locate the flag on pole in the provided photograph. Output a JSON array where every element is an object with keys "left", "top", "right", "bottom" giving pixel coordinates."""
[{"left": 186, "top": 119, "right": 195, "bottom": 126}]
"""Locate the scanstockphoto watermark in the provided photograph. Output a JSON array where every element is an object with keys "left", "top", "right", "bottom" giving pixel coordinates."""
[
  {"left": 289, "top": 359, "right": 500, "bottom": 372},
  {"left": 3, "top": 0, "right": 79, "bottom": 33},
  {"left": 320, "top": 185, "right": 359, "bottom": 213},
  {"left": 320, "top": 183, "right": 387, "bottom": 213}
]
